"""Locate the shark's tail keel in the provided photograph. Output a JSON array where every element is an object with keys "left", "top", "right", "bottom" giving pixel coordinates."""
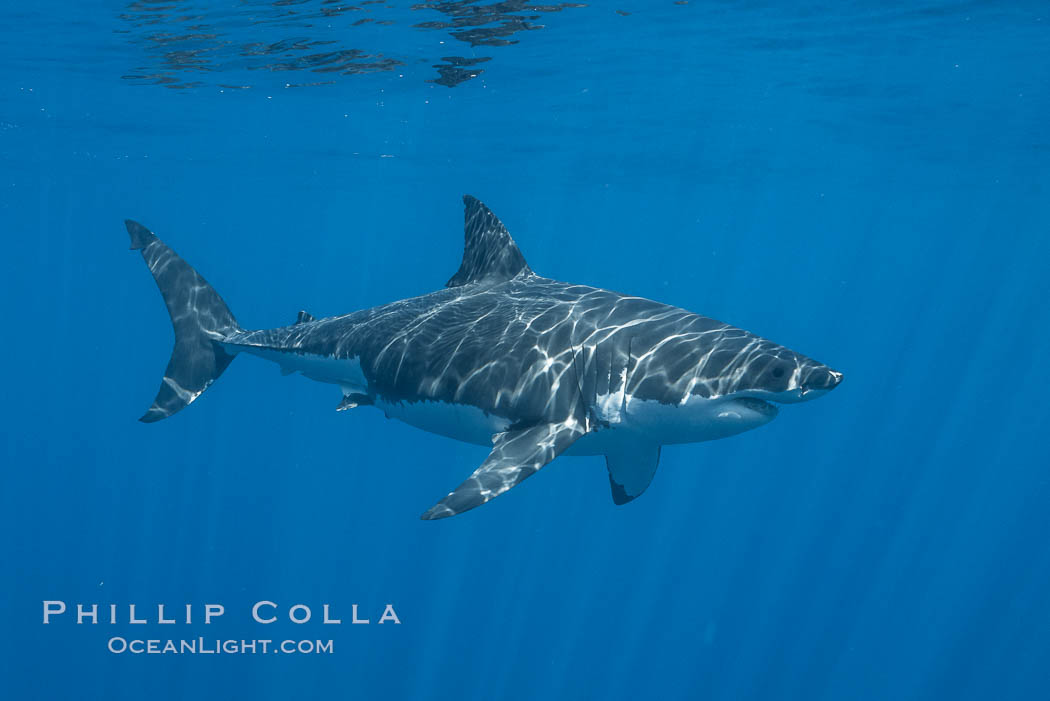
[{"left": 126, "top": 220, "right": 241, "bottom": 423}]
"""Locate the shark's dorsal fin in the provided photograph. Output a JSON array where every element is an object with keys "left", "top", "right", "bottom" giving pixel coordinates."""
[
  {"left": 295, "top": 310, "right": 314, "bottom": 324},
  {"left": 446, "top": 195, "right": 533, "bottom": 288}
]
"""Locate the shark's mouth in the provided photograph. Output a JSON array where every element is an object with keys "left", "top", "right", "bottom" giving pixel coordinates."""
[{"left": 736, "top": 397, "right": 779, "bottom": 417}]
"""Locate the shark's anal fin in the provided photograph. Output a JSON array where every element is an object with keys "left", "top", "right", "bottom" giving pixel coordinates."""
[
  {"left": 606, "top": 443, "right": 661, "bottom": 505},
  {"left": 295, "top": 310, "right": 314, "bottom": 324},
  {"left": 446, "top": 195, "right": 533, "bottom": 287},
  {"left": 337, "top": 393, "right": 373, "bottom": 411},
  {"left": 421, "top": 421, "right": 584, "bottom": 520}
]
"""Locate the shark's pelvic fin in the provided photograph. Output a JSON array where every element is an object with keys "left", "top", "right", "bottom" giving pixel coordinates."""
[
  {"left": 336, "top": 392, "right": 373, "bottom": 411},
  {"left": 446, "top": 195, "right": 533, "bottom": 288},
  {"left": 421, "top": 421, "right": 584, "bottom": 519},
  {"left": 127, "top": 220, "right": 241, "bottom": 423},
  {"left": 295, "top": 310, "right": 315, "bottom": 324},
  {"left": 606, "top": 443, "right": 661, "bottom": 505}
]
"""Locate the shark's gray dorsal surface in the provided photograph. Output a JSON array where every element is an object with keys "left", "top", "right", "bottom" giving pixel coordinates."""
[{"left": 129, "top": 196, "right": 842, "bottom": 520}]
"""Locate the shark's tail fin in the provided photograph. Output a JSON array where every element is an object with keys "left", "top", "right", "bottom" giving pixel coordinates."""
[{"left": 126, "top": 220, "right": 242, "bottom": 423}]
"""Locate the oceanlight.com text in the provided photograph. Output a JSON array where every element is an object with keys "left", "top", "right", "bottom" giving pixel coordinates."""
[{"left": 107, "top": 637, "right": 334, "bottom": 655}]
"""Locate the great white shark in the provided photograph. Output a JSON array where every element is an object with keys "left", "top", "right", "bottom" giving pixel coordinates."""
[{"left": 128, "top": 196, "right": 842, "bottom": 519}]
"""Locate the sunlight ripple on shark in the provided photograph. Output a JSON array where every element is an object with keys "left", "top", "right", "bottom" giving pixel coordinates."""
[{"left": 127, "top": 196, "right": 842, "bottom": 519}]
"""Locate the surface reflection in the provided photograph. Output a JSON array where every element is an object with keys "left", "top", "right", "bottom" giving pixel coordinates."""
[{"left": 119, "top": 0, "right": 589, "bottom": 89}]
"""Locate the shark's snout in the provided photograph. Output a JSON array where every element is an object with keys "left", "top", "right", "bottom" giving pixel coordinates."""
[
  {"left": 807, "top": 367, "right": 843, "bottom": 391},
  {"left": 797, "top": 366, "right": 843, "bottom": 401}
]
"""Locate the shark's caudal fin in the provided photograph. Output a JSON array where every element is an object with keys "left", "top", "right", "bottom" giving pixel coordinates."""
[
  {"left": 126, "top": 220, "right": 241, "bottom": 423},
  {"left": 446, "top": 195, "right": 533, "bottom": 287}
]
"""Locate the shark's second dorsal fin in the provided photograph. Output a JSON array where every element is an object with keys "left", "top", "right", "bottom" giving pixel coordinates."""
[
  {"left": 446, "top": 195, "right": 533, "bottom": 288},
  {"left": 295, "top": 310, "right": 314, "bottom": 324}
]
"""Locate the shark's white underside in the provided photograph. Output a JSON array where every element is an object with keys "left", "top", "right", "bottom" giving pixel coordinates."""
[{"left": 237, "top": 345, "right": 779, "bottom": 456}]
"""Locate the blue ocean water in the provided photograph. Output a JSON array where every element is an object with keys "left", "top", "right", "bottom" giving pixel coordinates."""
[{"left": 2, "top": 1, "right": 1049, "bottom": 699}]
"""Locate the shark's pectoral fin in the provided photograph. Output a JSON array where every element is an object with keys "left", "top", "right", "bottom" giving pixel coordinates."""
[
  {"left": 606, "top": 443, "right": 661, "bottom": 505},
  {"left": 421, "top": 421, "right": 585, "bottom": 520}
]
